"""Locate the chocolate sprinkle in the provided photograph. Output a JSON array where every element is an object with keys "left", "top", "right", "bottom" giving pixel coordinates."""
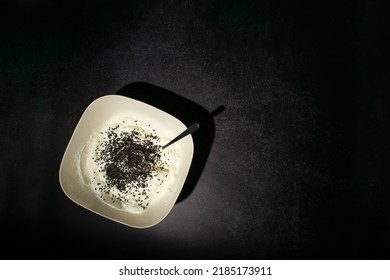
[{"left": 93, "top": 124, "right": 167, "bottom": 209}]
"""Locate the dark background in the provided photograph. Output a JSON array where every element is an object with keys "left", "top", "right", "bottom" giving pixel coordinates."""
[{"left": 1, "top": 0, "right": 389, "bottom": 259}]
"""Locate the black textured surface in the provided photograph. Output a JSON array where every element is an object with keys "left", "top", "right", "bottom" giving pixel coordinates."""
[{"left": 1, "top": 0, "right": 389, "bottom": 259}]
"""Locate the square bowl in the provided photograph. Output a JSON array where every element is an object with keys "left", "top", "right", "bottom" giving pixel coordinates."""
[{"left": 59, "top": 95, "right": 194, "bottom": 228}]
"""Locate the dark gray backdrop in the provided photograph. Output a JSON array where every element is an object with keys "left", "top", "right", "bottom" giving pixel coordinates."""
[{"left": 1, "top": 0, "right": 389, "bottom": 259}]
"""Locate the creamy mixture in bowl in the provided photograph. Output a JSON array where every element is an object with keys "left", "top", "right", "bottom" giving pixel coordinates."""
[{"left": 77, "top": 117, "right": 179, "bottom": 213}]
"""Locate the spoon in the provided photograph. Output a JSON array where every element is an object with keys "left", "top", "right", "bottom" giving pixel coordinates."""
[{"left": 162, "top": 123, "right": 200, "bottom": 149}]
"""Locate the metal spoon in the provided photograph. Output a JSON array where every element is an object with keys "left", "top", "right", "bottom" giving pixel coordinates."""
[{"left": 162, "top": 123, "right": 200, "bottom": 149}]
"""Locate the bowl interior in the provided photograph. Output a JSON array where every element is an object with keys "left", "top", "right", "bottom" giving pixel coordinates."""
[{"left": 59, "top": 95, "right": 194, "bottom": 228}]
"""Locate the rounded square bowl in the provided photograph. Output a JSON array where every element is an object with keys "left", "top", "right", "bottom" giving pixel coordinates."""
[{"left": 59, "top": 95, "right": 194, "bottom": 228}]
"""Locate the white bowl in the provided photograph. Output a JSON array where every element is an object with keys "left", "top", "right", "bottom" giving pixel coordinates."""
[{"left": 59, "top": 95, "right": 194, "bottom": 228}]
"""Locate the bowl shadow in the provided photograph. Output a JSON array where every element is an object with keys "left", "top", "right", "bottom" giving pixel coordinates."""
[{"left": 117, "top": 82, "right": 217, "bottom": 203}]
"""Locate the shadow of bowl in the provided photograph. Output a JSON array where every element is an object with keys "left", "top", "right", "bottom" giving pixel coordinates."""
[{"left": 117, "top": 82, "right": 216, "bottom": 203}]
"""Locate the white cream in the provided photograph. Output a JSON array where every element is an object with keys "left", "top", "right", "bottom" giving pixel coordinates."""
[{"left": 77, "top": 117, "right": 180, "bottom": 213}]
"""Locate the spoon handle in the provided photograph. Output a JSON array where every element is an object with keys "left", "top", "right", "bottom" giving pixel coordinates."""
[{"left": 162, "top": 123, "right": 200, "bottom": 149}]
